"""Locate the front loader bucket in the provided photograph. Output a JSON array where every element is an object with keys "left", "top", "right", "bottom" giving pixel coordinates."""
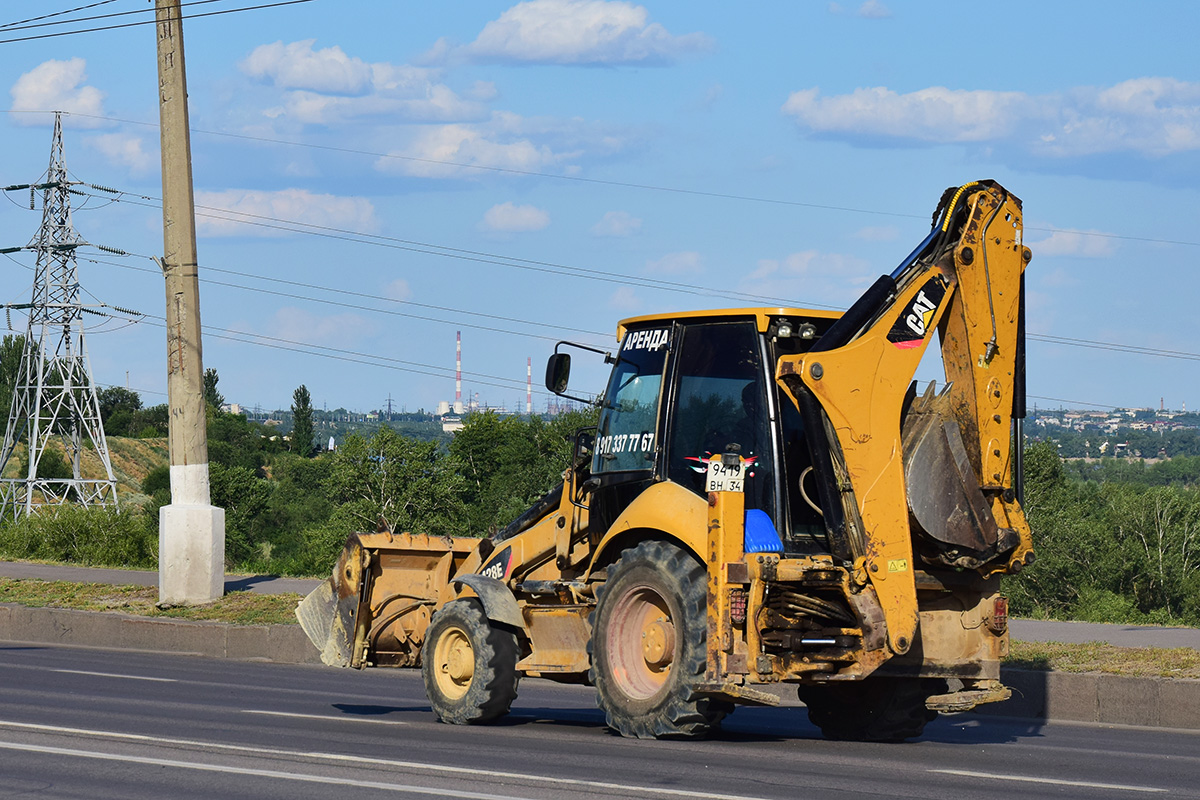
[
  {"left": 295, "top": 534, "right": 368, "bottom": 667},
  {"left": 902, "top": 384, "right": 1018, "bottom": 569}
]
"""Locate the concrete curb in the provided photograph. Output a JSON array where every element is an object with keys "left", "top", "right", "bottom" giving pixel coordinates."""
[
  {"left": 986, "top": 668, "right": 1200, "bottom": 730},
  {"left": 0, "top": 603, "right": 320, "bottom": 665},
  {"left": 3, "top": 603, "right": 1197, "bottom": 730}
]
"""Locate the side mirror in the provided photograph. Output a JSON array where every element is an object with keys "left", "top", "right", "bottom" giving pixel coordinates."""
[{"left": 546, "top": 353, "right": 571, "bottom": 394}]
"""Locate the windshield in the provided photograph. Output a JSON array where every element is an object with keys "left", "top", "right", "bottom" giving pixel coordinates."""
[{"left": 593, "top": 327, "right": 670, "bottom": 473}]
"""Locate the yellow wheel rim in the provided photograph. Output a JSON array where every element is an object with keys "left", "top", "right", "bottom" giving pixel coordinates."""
[
  {"left": 433, "top": 624, "right": 474, "bottom": 700},
  {"left": 606, "top": 583, "right": 675, "bottom": 700}
]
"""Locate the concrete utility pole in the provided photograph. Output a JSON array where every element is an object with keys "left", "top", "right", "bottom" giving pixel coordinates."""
[{"left": 155, "top": 0, "right": 224, "bottom": 604}]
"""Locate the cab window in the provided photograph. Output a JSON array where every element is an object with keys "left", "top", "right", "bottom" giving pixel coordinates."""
[
  {"left": 592, "top": 327, "right": 670, "bottom": 474},
  {"left": 666, "top": 321, "right": 775, "bottom": 515}
]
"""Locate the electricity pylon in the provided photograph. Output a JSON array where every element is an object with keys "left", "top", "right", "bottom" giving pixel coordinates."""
[{"left": 0, "top": 113, "right": 118, "bottom": 520}]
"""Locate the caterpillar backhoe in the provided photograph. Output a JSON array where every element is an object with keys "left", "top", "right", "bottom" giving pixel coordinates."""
[{"left": 297, "top": 180, "right": 1034, "bottom": 741}]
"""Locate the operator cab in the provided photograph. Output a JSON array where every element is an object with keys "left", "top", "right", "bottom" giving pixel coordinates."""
[{"left": 548, "top": 309, "right": 840, "bottom": 556}]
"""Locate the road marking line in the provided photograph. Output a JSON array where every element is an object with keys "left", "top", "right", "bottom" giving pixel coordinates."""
[
  {"left": 0, "top": 719, "right": 774, "bottom": 800},
  {"left": 243, "top": 709, "right": 408, "bottom": 725},
  {"left": 0, "top": 740, "right": 533, "bottom": 800},
  {"left": 52, "top": 670, "right": 176, "bottom": 683},
  {"left": 931, "top": 768, "right": 1167, "bottom": 793}
]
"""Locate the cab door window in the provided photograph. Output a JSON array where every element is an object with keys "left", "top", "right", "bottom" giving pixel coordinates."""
[
  {"left": 593, "top": 327, "right": 670, "bottom": 474},
  {"left": 666, "top": 321, "right": 775, "bottom": 516}
]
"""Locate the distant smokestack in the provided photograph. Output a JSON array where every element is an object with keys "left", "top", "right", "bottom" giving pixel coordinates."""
[
  {"left": 526, "top": 357, "right": 532, "bottom": 414},
  {"left": 454, "top": 331, "right": 463, "bottom": 414}
]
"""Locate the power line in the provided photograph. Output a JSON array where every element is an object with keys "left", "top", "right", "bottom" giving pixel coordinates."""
[
  {"left": 1028, "top": 333, "right": 1200, "bottom": 363},
  {"left": 82, "top": 254, "right": 611, "bottom": 346},
  {"left": 0, "top": 0, "right": 119, "bottom": 30},
  {"left": 81, "top": 252, "right": 1192, "bottom": 414},
  {"left": 1027, "top": 395, "right": 1128, "bottom": 411},
  {"left": 0, "top": 0, "right": 226, "bottom": 33},
  {"left": 66, "top": 187, "right": 1200, "bottom": 365},
  {"left": 77, "top": 188, "right": 838, "bottom": 310},
  {"left": 75, "top": 189, "right": 1200, "bottom": 365},
  {"left": 30, "top": 111, "right": 1200, "bottom": 251},
  {"left": 0, "top": 0, "right": 314, "bottom": 45},
  {"left": 114, "top": 312, "right": 551, "bottom": 397}
]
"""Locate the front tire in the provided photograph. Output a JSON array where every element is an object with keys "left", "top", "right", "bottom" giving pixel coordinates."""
[
  {"left": 421, "top": 599, "right": 519, "bottom": 725},
  {"left": 589, "top": 540, "right": 729, "bottom": 739},
  {"left": 798, "top": 677, "right": 945, "bottom": 742}
]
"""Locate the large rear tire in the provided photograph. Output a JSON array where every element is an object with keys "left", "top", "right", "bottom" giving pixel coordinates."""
[
  {"left": 797, "top": 677, "right": 945, "bottom": 742},
  {"left": 589, "top": 540, "right": 730, "bottom": 739},
  {"left": 422, "top": 599, "right": 520, "bottom": 725}
]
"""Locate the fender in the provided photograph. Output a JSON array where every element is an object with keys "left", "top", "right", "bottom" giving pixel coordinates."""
[
  {"left": 585, "top": 480, "right": 709, "bottom": 576},
  {"left": 453, "top": 574, "right": 526, "bottom": 631}
]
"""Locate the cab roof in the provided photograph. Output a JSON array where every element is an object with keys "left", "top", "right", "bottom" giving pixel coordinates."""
[{"left": 615, "top": 307, "right": 842, "bottom": 342}]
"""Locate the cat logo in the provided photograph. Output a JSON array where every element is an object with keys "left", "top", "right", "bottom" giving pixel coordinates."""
[
  {"left": 904, "top": 291, "right": 938, "bottom": 337},
  {"left": 887, "top": 277, "right": 947, "bottom": 348}
]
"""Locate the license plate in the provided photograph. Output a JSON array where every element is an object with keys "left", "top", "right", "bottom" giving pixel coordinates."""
[{"left": 706, "top": 459, "right": 745, "bottom": 493}]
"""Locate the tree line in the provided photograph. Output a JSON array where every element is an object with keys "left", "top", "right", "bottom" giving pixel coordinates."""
[
  {"left": 0, "top": 363, "right": 598, "bottom": 579},
  {"left": 1004, "top": 441, "right": 1200, "bottom": 625},
  {"left": 0, "top": 346, "right": 1194, "bottom": 626}
]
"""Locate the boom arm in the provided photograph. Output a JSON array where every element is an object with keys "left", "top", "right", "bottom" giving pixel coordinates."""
[{"left": 776, "top": 181, "right": 1033, "bottom": 656}]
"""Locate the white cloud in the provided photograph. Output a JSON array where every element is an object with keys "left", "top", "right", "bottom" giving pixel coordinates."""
[
  {"left": 193, "top": 188, "right": 377, "bottom": 238},
  {"left": 384, "top": 123, "right": 559, "bottom": 178},
  {"left": 384, "top": 278, "right": 413, "bottom": 301},
  {"left": 608, "top": 286, "right": 641, "bottom": 311},
  {"left": 742, "top": 250, "right": 874, "bottom": 308},
  {"left": 467, "top": 81, "right": 499, "bottom": 101},
  {"left": 9, "top": 58, "right": 105, "bottom": 125},
  {"left": 783, "top": 77, "right": 1200, "bottom": 158},
  {"left": 592, "top": 210, "right": 642, "bottom": 237},
  {"left": 239, "top": 307, "right": 376, "bottom": 350},
  {"left": 270, "top": 85, "right": 484, "bottom": 125},
  {"left": 86, "top": 134, "right": 154, "bottom": 173},
  {"left": 1028, "top": 228, "right": 1118, "bottom": 258},
  {"left": 374, "top": 111, "right": 624, "bottom": 179},
  {"left": 242, "top": 40, "right": 485, "bottom": 125},
  {"left": 462, "top": 0, "right": 712, "bottom": 65},
  {"left": 241, "top": 40, "right": 373, "bottom": 94},
  {"left": 481, "top": 202, "right": 550, "bottom": 232},
  {"left": 854, "top": 225, "right": 900, "bottom": 242},
  {"left": 783, "top": 86, "right": 1028, "bottom": 143},
  {"left": 856, "top": 1, "right": 891, "bottom": 18},
  {"left": 646, "top": 251, "right": 702, "bottom": 275}
]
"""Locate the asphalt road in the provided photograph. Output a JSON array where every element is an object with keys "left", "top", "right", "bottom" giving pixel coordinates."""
[{"left": 0, "top": 643, "right": 1196, "bottom": 800}]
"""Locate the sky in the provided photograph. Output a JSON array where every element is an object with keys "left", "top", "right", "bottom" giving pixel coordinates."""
[{"left": 0, "top": 0, "right": 1198, "bottom": 416}]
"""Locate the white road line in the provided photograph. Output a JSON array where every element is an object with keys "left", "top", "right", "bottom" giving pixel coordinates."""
[
  {"left": 0, "top": 740, "right": 533, "bottom": 800},
  {"left": 243, "top": 709, "right": 408, "bottom": 725},
  {"left": 0, "top": 719, "right": 774, "bottom": 800},
  {"left": 931, "top": 768, "right": 1167, "bottom": 794},
  {"left": 52, "top": 669, "right": 176, "bottom": 682}
]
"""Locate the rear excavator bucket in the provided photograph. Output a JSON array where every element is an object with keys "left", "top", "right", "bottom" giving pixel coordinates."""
[
  {"left": 902, "top": 383, "right": 1019, "bottom": 569},
  {"left": 296, "top": 534, "right": 367, "bottom": 667}
]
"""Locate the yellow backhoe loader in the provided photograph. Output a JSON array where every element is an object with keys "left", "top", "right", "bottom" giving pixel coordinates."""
[{"left": 298, "top": 180, "right": 1034, "bottom": 741}]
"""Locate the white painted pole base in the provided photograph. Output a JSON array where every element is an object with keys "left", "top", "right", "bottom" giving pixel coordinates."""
[{"left": 159, "top": 464, "right": 226, "bottom": 605}]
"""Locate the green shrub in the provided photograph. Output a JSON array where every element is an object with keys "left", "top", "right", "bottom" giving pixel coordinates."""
[
  {"left": 0, "top": 505, "right": 157, "bottom": 569},
  {"left": 278, "top": 509, "right": 358, "bottom": 577},
  {"left": 142, "top": 465, "right": 170, "bottom": 495}
]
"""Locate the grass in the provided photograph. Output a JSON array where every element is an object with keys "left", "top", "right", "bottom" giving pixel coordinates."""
[
  {"left": 1007, "top": 639, "right": 1200, "bottom": 678},
  {"left": 0, "top": 577, "right": 301, "bottom": 626}
]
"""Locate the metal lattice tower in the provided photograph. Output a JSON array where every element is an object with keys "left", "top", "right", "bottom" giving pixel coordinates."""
[{"left": 0, "top": 113, "right": 117, "bottom": 520}]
